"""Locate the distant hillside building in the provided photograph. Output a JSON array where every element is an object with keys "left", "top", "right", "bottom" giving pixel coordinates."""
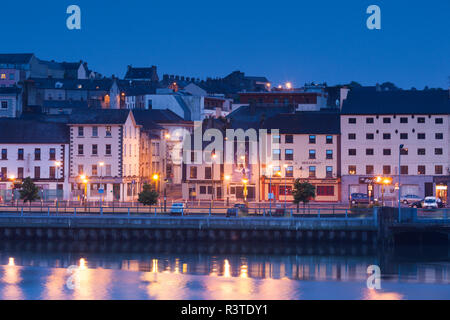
[{"left": 125, "top": 65, "right": 159, "bottom": 82}]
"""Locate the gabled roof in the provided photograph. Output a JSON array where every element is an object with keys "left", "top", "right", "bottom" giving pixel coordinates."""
[
  {"left": 0, "top": 53, "right": 34, "bottom": 65},
  {"left": 262, "top": 111, "right": 340, "bottom": 134},
  {"left": 132, "top": 109, "right": 186, "bottom": 124},
  {"left": 341, "top": 90, "right": 450, "bottom": 115},
  {"left": 226, "top": 105, "right": 294, "bottom": 130},
  {"left": 131, "top": 110, "right": 165, "bottom": 131},
  {"left": 0, "top": 119, "right": 69, "bottom": 144},
  {"left": 125, "top": 66, "right": 159, "bottom": 81},
  {"left": 68, "top": 109, "right": 132, "bottom": 125}
]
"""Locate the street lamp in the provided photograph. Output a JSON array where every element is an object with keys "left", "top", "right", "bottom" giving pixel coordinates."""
[
  {"left": 153, "top": 174, "right": 160, "bottom": 192},
  {"left": 225, "top": 175, "right": 231, "bottom": 207},
  {"left": 98, "top": 162, "right": 105, "bottom": 202},
  {"left": 398, "top": 144, "right": 405, "bottom": 221},
  {"left": 242, "top": 178, "right": 249, "bottom": 203},
  {"left": 283, "top": 164, "right": 288, "bottom": 210},
  {"left": 79, "top": 175, "right": 88, "bottom": 205}
]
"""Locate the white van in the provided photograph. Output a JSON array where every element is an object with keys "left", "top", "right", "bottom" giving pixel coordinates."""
[{"left": 422, "top": 197, "right": 439, "bottom": 209}]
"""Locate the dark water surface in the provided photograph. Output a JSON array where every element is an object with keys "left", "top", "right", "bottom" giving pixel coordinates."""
[{"left": 0, "top": 241, "right": 449, "bottom": 300}]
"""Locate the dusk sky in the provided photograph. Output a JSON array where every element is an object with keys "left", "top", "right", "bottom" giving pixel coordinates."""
[{"left": 1, "top": 0, "right": 449, "bottom": 89}]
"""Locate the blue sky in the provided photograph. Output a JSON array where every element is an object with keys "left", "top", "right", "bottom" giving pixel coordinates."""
[{"left": 1, "top": 0, "right": 449, "bottom": 88}]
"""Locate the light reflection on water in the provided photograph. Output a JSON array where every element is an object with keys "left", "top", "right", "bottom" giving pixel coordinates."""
[{"left": 0, "top": 241, "right": 449, "bottom": 300}]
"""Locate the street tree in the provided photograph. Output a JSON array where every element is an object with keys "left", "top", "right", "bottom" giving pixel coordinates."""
[
  {"left": 292, "top": 179, "right": 316, "bottom": 213},
  {"left": 138, "top": 183, "right": 159, "bottom": 206},
  {"left": 19, "top": 177, "right": 40, "bottom": 204}
]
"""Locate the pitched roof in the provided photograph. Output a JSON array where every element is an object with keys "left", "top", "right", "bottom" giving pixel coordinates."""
[
  {"left": 68, "top": 109, "right": 132, "bottom": 125},
  {"left": 125, "top": 66, "right": 158, "bottom": 81},
  {"left": 132, "top": 109, "right": 185, "bottom": 124},
  {"left": 0, "top": 119, "right": 69, "bottom": 143},
  {"left": 0, "top": 53, "right": 34, "bottom": 65},
  {"left": 226, "top": 105, "right": 294, "bottom": 130},
  {"left": 0, "top": 87, "right": 22, "bottom": 94},
  {"left": 262, "top": 111, "right": 340, "bottom": 134},
  {"left": 131, "top": 110, "right": 165, "bottom": 130},
  {"left": 341, "top": 90, "right": 450, "bottom": 115}
]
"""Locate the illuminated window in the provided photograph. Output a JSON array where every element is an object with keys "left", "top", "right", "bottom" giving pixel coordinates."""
[{"left": 0, "top": 74, "right": 6, "bottom": 79}]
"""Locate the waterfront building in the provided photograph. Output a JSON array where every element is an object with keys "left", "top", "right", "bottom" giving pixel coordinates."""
[
  {"left": 340, "top": 89, "right": 450, "bottom": 205},
  {"left": 0, "top": 119, "right": 70, "bottom": 201},
  {"left": 68, "top": 109, "right": 142, "bottom": 202}
]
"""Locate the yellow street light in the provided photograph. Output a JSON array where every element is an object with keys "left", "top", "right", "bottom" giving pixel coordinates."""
[
  {"left": 55, "top": 161, "right": 62, "bottom": 167},
  {"left": 224, "top": 175, "right": 231, "bottom": 181},
  {"left": 153, "top": 174, "right": 160, "bottom": 181},
  {"left": 285, "top": 82, "right": 292, "bottom": 90},
  {"left": 165, "top": 133, "right": 171, "bottom": 140},
  {"left": 242, "top": 178, "right": 248, "bottom": 185},
  {"left": 276, "top": 171, "right": 282, "bottom": 177}
]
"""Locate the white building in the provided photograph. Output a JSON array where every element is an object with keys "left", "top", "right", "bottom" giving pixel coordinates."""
[
  {"left": 0, "top": 119, "right": 70, "bottom": 201},
  {"left": 341, "top": 89, "right": 450, "bottom": 204},
  {"left": 68, "top": 109, "right": 141, "bottom": 202}
]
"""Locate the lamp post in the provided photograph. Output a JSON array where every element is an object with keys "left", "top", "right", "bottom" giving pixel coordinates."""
[
  {"left": 283, "top": 164, "right": 288, "bottom": 210},
  {"left": 225, "top": 175, "right": 231, "bottom": 207},
  {"left": 9, "top": 175, "right": 15, "bottom": 204},
  {"left": 55, "top": 161, "right": 62, "bottom": 203},
  {"left": 242, "top": 178, "right": 249, "bottom": 204},
  {"left": 398, "top": 144, "right": 404, "bottom": 222},
  {"left": 80, "top": 175, "right": 88, "bottom": 206},
  {"left": 268, "top": 165, "right": 273, "bottom": 214},
  {"left": 99, "top": 162, "right": 105, "bottom": 203}
]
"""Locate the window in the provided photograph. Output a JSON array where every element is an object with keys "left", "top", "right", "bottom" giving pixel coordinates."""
[
  {"left": 285, "top": 135, "right": 293, "bottom": 144},
  {"left": 309, "top": 150, "right": 316, "bottom": 159},
  {"left": 348, "top": 118, "right": 356, "bottom": 124},
  {"left": 309, "top": 135, "right": 316, "bottom": 144},
  {"left": 383, "top": 166, "right": 391, "bottom": 175},
  {"left": 273, "top": 166, "right": 281, "bottom": 175},
  {"left": 383, "top": 118, "right": 391, "bottom": 123},
  {"left": 92, "top": 144, "right": 98, "bottom": 155},
  {"left": 0, "top": 74, "right": 5, "bottom": 79},
  {"left": 18, "top": 149, "right": 24, "bottom": 160},
  {"left": 34, "top": 167, "right": 40, "bottom": 179},
  {"left": 348, "top": 133, "right": 356, "bottom": 140},
  {"left": 326, "top": 136, "right": 333, "bottom": 144},
  {"left": 435, "top": 133, "right": 443, "bottom": 140},
  {"left": 272, "top": 149, "right": 281, "bottom": 160},
  {"left": 106, "top": 144, "right": 111, "bottom": 155},
  {"left": 1, "top": 149, "right": 6, "bottom": 160},
  {"left": 205, "top": 167, "right": 212, "bottom": 179},
  {"left": 92, "top": 126, "right": 98, "bottom": 137},
  {"left": 348, "top": 166, "right": 356, "bottom": 175},
  {"left": 9, "top": 73, "right": 14, "bottom": 80},
  {"left": 417, "top": 117, "right": 425, "bottom": 123},
  {"left": 326, "top": 150, "right": 333, "bottom": 160},
  {"left": 400, "top": 117, "right": 408, "bottom": 123},
  {"left": 190, "top": 167, "right": 197, "bottom": 179},
  {"left": 1, "top": 101, "right": 7, "bottom": 109},
  {"left": 417, "top": 148, "right": 426, "bottom": 155},
  {"left": 285, "top": 149, "right": 293, "bottom": 160},
  {"left": 383, "top": 133, "right": 391, "bottom": 140},
  {"left": 383, "top": 149, "right": 391, "bottom": 156},
  {"left": 400, "top": 166, "right": 408, "bottom": 175},
  {"left": 106, "top": 126, "right": 112, "bottom": 137},
  {"left": 435, "top": 118, "right": 443, "bottom": 124},
  {"left": 366, "top": 133, "right": 374, "bottom": 140},
  {"left": 418, "top": 133, "right": 426, "bottom": 139},
  {"left": 105, "top": 165, "right": 112, "bottom": 176},
  {"left": 400, "top": 133, "right": 408, "bottom": 139},
  {"left": 435, "top": 166, "right": 443, "bottom": 175},
  {"left": 1, "top": 167, "right": 6, "bottom": 179},
  {"left": 326, "top": 166, "right": 333, "bottom": 178},
  {"left": 78, "top": 127, "right": 84, "bottom": 137},
  {"left": 418, "top": 166, "right": 426, "bottom": 175},
  {"left": 78, "top": 165, "right": 84, "bottom": 175},
  {"left": 348, "top": 149, "right": 356, "bottom": 156},
  {"left": 199, "top": 186, "right": 206, "bottom": 194},
  {"left": 309, "top": 166, "right": 316, "bottom": 178},
  {"left": 435, "top": 148, "right": 443, "bottom": 155},
  {"left": 366, "top": 149, "right": 374, "bottom": 156},
  {"left": 34, "top": 148, "right": 41, "bottom": 160},
  {"left": 92, "top": 165, "right": 98, "bottom": 176},
  {"left": 49, "top": 166, "right": 56, "bottom": 179},
  {"left": 400, "top": 148, "right": 408, "bottom": 155},
  {"left": 366, "top": 118, "right": 374, "bottom": 124},
  {"left": 273, "top": 135, "right": 281, "bottom": 144},
  {"left": 366, "top": 165, "right": 374, "bottom": 174},
  {"left": 17, "top": 167, "right": 24, "bottom": 179},
  {"left": 49, "top": 148, "right": 56, "bottom": 160},
  {"left": 78, "top": 144, "right": 84, "bottom": 155},
  {"left": 286, "top": 166, "right": 293, "bottom": 177},
  {"left": 317, "top": 186, "right": 334, "bottom": 196}
]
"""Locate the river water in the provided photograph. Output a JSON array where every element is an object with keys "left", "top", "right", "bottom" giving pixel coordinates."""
[{"left": 0, "top": 241, "right": 449, "bottom": 300}]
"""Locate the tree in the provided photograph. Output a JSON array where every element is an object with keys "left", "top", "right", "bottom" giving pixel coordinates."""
[
  {"left": 19, "top": 177, "right": 40, "bottom": 204},
  {"left": 292, "top": 179, "right": 316, "bottom": 213},
  {"left": 138, "top": 183, "right": 159, "bottom": 206}
]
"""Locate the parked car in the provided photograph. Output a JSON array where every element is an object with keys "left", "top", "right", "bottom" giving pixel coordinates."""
[
  {"left": 409, "top": 200, "right": 423, "bottom": 208},
  {"left": 170, "top": 202, "right": 186, "bottom": 215},
  {"left": 422, "top": 197, "right": 441, "bottom": 209},
  {"left": 227, "top": 203, "right": 248, "bottom": 217},
  {"left": 401, "top": 194, "right": 422, "bottom": 204},
  {"left": 350, "top": 193, "right": 372, "bottom": 205}
]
